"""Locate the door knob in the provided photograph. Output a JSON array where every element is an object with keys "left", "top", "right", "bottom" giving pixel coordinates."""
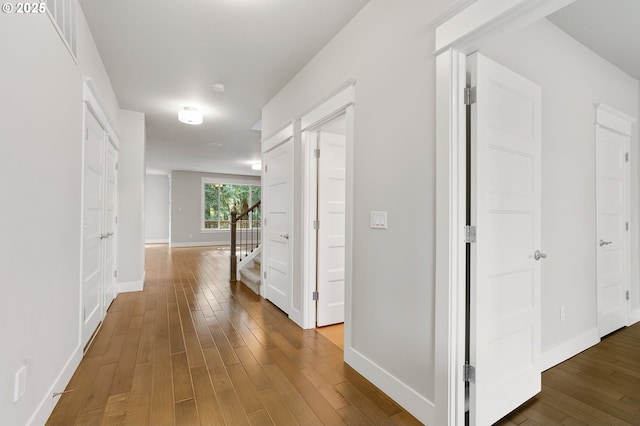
[
  {"left": 280, "top": 234, "right": 289, "bottom": 240},
  {"left": 534, "top": 250, "right": 547, "bottom": 261},
  {"left": 599, "top": 239, "right": 612, "bottom": 247}
]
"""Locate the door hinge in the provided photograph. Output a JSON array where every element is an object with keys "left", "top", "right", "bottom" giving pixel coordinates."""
[
  {"left": 626, "top": 222, "right": 630, "bottom": 231},
  {"left": 314, "top": 149, "right": 321, "bottom": 158},
  {"left": 464, "top": 225, "right": 476, "bottom": 243},
  {"left": 463, "top": 363, "right": 475, "bottom": 383},
  {"left": 313, "top": 220, "right": 319, "bottom": 230},
  {"left": 264, "top": 218, "right": 267, "bottom": 226},
  {"left": 115, "top": 162, "right": 118, "bottom": 171},
  {"left": 265, "top": 164, "right": 268, "bottom": 172},
  {"left": 625, "top": 152, "right": 630, "bottom": 162},
  {"left": 85, "top": 128, "right": 89, "bottom": 140},
  {"left": 464, "top": 87, "right": 477, "bottom": 105},
  {"left": 312, "top": 291, "right": 319, "bottom": 301},
  {"left": 114, "top": 270, "right": 117, "bottom": 278},
  {"left": 115, "top": 216, "right": 118, "bottom": 224},
  {"left": 626, "top": 290, "right": 630, "bottom": 301},
  {"left": 263, "top": 271, "right": 267, "bottom": 280},
  {"left": 83, "top": 308, "right": 86, "bottom": 321}
]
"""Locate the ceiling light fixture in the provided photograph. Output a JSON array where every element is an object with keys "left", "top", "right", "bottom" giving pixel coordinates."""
[
  {"left": 178, "top": 106, "right": 203, "bottom": 125},
  {"left": 212, "top": 83, "right": 226, "bottom": 93},
  {"left": 251, "top": 162, "right": 262, "bottom": 171}
]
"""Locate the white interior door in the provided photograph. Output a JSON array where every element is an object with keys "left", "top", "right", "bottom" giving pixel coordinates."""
[
  {"left": 596, "top": 124, "right": 630, "bottom": 337},
  {"left": 316, "top": 130, "right": 346, "bottom": 327},
  {"left": 468, "top": 52, "right": 542, "bottom": 426},
  {"left": 264, "top": 139, "right": 293, "bottom": 314},
  {"left": 82, "top": 109, "right": 105, "bottom": 347},
  {"left": 103, "top": 139, "right": 118, "bottom": 311}
]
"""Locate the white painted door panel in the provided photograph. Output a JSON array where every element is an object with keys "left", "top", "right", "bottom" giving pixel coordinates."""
[
  {"left": 596, "top": 125, "right": 629, "bottom": 337},
  {"left": 103, "top": 139, "right": 118, "bottom": 310},
  {"left": 469, "top": 53, "right": 542, "bottom": 426},
  {"left": 264, "top": 139, "right": 293, "bottom": 314},
  {"left": 82, "top": 109, "right": 104, "bottom": 347},
  {"left": 316, "top": 131, "right": 346, "bottom": 327}
]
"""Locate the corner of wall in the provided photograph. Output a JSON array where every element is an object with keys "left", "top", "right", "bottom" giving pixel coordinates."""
[
  {"left": 344, "top": 347, "right": 435, "bottom": 425},
  {"left": 541, "top": 327, "right": 600, "bottom": 371}
]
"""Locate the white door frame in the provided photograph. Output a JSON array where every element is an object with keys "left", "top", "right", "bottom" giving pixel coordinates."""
[
  {"left": 81, "top": 78, "right": 120, "bottom": 347},
  {"left": 300, "top": 81, "right": 355, "bottom": 330},
  {"left": 595, "top": 103, "right": 636, "bottom": 335},
  {"left": 433, "top": 1, "right": 575, "bottom": 424},
  {"left": 261, "top": 123, "right": 296, "bottom": 318}
]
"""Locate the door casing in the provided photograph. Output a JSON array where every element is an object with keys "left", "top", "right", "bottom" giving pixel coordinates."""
[
  {"left": 300, "top": 82, "right": 355, "bottom": 330},
  {"left": 433, "top": 1, "right": 578, "bottom": 425}
]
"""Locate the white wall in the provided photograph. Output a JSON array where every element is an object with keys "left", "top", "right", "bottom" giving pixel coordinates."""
[
  {"left": 170, "top": 170, "right": 261, "bottom": 247},
  {"left": 0, "top": 7, "right": 121, "bottom": 425},
  {"left": 145, "top": 174, "right": 170, "bottom": 243},
  {"left": 481, "top": 19, "right": 639, "bottom": 365},
  {"left": 262, "top": 0, "right": 455, "bottom": 422},
  {"left": 118, "top": 110, "right": 146, "bottom": 291}
]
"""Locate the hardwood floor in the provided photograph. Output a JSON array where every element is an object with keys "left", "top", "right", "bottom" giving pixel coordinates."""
[
  {"left": 496, "top": 323, "right": 640, "bottom": 425},
  {"left": 47, "top": 245, "right": 421, "bottom": 425}
]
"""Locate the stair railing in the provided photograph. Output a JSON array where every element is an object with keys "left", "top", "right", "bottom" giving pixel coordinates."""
[{"left": 230, "top": 200, "right": 261, "bottom": 281}]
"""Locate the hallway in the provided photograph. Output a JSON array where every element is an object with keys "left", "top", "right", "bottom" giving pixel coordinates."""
[{"left": 47, "top": 245, "right": 420, "bottom": 425}]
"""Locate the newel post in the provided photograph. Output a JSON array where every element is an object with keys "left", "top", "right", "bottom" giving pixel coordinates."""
[{"left": 230, "top": 204, "right": 238, "bottom": 282}]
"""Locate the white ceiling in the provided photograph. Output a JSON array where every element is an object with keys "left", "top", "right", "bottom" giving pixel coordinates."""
[
  {"left": 79, "top": 0, "right": 369, "bottom": 176},
  {"left": 80, "top": 0, "right": 639, "bottom": 178},
  {"left": 548, "top": 0, "right": 640, "bottom": 80}
]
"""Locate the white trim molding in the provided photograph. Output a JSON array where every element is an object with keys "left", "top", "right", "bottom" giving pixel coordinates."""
[
  {"left": 541, "top": 328, "right": 599, "bottom": 371},
  {"left": 118, "top": 272, "right": 145, "bottom": 293},
  {"left": 345, "top": 347, "right": 435, "bottom": 425},
  {"left": 145, "top": 239, "right": 169, "bottom": 244},
  {"left": 262, "top": 121, "right": 294, "bottom": 152},
  {"left": 170, "top": 241, "right": 229, "bottom": 248},
  {"left": 595, "top": 103, "right": 637, "bottom": 136},
  {"left": 27, "top": 345, "right": 82, "bottom": 426}
]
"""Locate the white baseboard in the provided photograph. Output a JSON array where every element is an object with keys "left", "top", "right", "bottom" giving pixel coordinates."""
[
  {"left": 629, "top": 308, "right": 640, "bottom": 325},
  {"left": 344, "top": 346, "right": 434, "bottom": 425},
  {"left": 118, "top": 274, "right": 145, "bottom": 293},
  {"left": 28, "top": 344, "right": 82, "bottom": 426},
  {"left": 541, "top": 327, "right": 600, "bottom": 371},
  {"left": 170, "top": 241, "right": 229, "bottom": 248},
  {"left": 145, "top": 239, "right": 169, "bottom": 244}
]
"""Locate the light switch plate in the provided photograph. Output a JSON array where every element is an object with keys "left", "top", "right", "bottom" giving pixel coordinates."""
[{"left": 370, "top": 211, "right": 388, "bottom": 229}]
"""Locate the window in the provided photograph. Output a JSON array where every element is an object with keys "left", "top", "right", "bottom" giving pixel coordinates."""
[{"left": 202, "top": 182, "right": 261, "bottom": 230}]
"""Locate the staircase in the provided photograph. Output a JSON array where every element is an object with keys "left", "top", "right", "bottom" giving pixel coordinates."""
[{"left": 238, "top": 247, "right": 261, "bottom": 295}]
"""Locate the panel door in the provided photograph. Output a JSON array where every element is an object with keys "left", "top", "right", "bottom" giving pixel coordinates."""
[
  {"left": 264, "top": 139, "right": 293, "bottom": 314},
  {"left": 596, "top": 124, "right": 629, "bottom": 337},
  {"left": 82, "top": 109, "right": 105, "bottom": 347},
  {"left": 468, "top": 53, "right": 542, "bottom": 426},
  {"left": 316, "top": 131, "right": 346, "bottom": 326},
  {"left": 103, "top": 139, "right": 118, "bottom": 311}
]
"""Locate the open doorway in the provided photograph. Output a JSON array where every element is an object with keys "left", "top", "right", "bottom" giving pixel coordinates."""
[
  {"left": 434, "top": 2, "right": 639, "bottom": 425},
  {"left": 304, "top": 114, "right": 347, "bottom": 329}
]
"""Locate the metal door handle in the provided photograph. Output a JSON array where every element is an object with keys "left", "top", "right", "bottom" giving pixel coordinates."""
[
  {"left": 280, "top": 234, "right": 289, "bottom": 240},
  {"left": 599, "top": 239, "right": 612, "bottom": 247},
  {"left": 534, "top": 250, "right": 547, "bottom": 261},
  {"left": 100, "top": 232, "right": 114, "bottom": 240}
]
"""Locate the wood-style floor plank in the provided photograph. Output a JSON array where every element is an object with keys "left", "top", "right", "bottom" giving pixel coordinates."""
[
  {"left": 43, "top": 245, "right": 412, "bottom": 425},
  {"left": 46, "top": 245, "right": 640, "bottom": 426},
  {"left": 497, "top": 323, "right": 640, "bottom": 425}
]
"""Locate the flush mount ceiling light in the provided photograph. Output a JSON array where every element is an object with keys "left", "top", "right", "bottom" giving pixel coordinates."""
[
  {"left": 212, "top": 83, "right": 226, "bottom": 93},
  {"left": 178, "top": 106, "right": 203, "bottom": 125}
]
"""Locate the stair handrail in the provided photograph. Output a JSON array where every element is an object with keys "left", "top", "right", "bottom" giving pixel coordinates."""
[{"left": 230, "top": 200, "right": 261, "bottom": 281}]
